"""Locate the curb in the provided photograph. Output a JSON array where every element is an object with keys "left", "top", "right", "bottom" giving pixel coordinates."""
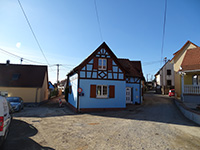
[{"left": 174, "top": 98, "right": 200, "bottom": 125}]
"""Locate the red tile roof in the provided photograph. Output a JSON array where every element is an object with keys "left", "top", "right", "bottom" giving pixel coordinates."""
[
  {"left": 181, "top": 47, "right": 200, "bottom": 71},
  {"left": 170, "top": 40, "right": 198, "bottom": 62},
  {"left": 0, "top": 63, "right": 48, "bottom": 87}
]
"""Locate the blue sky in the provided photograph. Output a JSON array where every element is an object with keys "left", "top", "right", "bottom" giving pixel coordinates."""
[{"left": 0, "top": 0, "right": 200, "bottom": 83}]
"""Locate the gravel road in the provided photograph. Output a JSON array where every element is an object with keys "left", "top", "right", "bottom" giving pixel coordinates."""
[{"left": 3, "top": 92, "right": 200, "bottom": 150}]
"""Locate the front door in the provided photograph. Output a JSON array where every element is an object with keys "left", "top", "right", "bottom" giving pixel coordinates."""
[{"left": 126, "top": 87, "right": 132, "bottom": 103}]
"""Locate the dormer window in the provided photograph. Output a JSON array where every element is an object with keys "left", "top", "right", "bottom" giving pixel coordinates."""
[
  {"left": 12, "top": 73, "right": 20, "bottom": 80},
  {"left": 98, "top": 58, "right": 107, "bottom": 70}
]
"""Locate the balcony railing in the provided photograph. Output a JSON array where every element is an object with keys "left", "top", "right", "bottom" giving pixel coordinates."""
[{"left": 184, "top": 85, "right": 200, "bottom": 94}]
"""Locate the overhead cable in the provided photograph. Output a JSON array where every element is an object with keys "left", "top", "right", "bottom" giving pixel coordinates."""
[
  {"left": 17, "top": 0, "right": 50, "bottom": 66},
  {"left": 94, "top": 0, "right": 103, "bottom": 41},
  {"left": 0, "top": 47, "right": 46, "bottom": 64},
  {"left": 161, "top": 0, "right": 167, "bottom": 66}
]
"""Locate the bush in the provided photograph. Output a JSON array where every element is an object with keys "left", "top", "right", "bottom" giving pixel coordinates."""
[{"left": 50, "top": 88, "right": 58, "bottom": 98}]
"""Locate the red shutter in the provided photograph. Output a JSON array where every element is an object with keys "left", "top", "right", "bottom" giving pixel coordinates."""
[
  {"left": 93, "top": 58, "right": 98, "bottom": 69},
  {"left": 109, "top": 85, "right": 115, "bottom": 98},
  {"left": 108, "top": 59, "right": 112, "bottom": 70},
  {"left": 90, "top": 85, "right": 96, "bottom": 98}
]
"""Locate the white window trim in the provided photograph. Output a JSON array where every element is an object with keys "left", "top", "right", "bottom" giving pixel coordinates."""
[
  {"left": 96, "top": 85, "right": 108, "bottom": 98},
  {"left": 98, "top": 58, "right": 107, "bottom": 70}
]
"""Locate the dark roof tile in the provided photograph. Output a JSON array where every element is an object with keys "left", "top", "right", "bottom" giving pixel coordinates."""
[
  {"left": 118, "top": 59, "right": 144, "bottom": 79},
  {"left": 0, "top": 63, "right": 48, "bottom": 87}
]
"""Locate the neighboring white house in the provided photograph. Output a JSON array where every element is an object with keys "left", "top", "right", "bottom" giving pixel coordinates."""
[{"left": 155, "top": 60, "right": 174, "bottom": 94}]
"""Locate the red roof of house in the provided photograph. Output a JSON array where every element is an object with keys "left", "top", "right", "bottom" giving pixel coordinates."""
[
  {"left": 170, "top": 40, "right": 198, "bottom": 62},
  {"left": 181, "top": 47, "right": 200, "bottom": 71}
]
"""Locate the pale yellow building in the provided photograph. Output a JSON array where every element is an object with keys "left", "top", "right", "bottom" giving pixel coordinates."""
[
  {"left": 170, "top": 41, "right": 198, "bottom": 97},
  {"left": 0, "top": 63, "right": 49, "bottom": 103}
]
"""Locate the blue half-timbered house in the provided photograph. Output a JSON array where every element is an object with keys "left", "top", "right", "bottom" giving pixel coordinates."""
[{"left": 67, "top": 42, "right": 144, "bottom": 112}]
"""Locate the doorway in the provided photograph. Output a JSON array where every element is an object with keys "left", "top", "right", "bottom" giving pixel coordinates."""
[{"left": 126, "top": 87, "right": 132, "bottom": 103}]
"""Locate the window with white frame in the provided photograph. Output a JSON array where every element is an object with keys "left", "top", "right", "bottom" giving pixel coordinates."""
[
  {"left": 192, "top": 75, "right": 198, "bottom": 85},
  {"left": 97, "top": 85, "right": 108, "bottom": 98},
  {"left": 98, "top": 58, "right": 107, "bottom": 70}
]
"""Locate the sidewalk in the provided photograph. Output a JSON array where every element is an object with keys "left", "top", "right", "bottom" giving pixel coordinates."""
[
  {"left": 174, "top": 98, "right": 200, "bottom": 125},
  {"left": 184, "top": 102, "right": 200, "bottom": 110}
]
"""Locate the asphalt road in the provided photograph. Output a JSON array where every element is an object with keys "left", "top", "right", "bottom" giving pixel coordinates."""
[{"left": 2, "top": 92, "right": 200, "bottom": 150}]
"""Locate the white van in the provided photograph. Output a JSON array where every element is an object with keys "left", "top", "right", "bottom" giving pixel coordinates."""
[{"left": 0, "top": 96, "right": 12, "bottom": 146}]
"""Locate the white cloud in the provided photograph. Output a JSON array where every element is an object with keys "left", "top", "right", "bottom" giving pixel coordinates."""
[{"left": 16, "top": 42, "right": 21, "bottom": 48}]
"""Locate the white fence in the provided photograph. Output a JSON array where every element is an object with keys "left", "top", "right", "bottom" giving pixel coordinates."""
[{"left": 184, "top": 85, "right": 200, "bottom": 94}]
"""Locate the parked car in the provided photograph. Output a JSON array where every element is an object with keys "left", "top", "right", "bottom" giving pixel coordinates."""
[
  {"left": 0, "top": 96, "right": 12, "bottom": 147},
  {"left": 169, "top": 89, "right": 175, "bottom": 97},
  {"left": 6, "top": 97, "right": 24, "bottom": 112}
]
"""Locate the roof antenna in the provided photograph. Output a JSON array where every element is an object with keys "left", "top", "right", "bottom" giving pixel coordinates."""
[
  {"left": 6, "top": 60, "right": 10, "bottom": 65},
  {"left": 21, "top": 58, "right": 23, "bottom": 64},
  {"left": 164, "top": 57, "right": 167, "bottom": 63}
]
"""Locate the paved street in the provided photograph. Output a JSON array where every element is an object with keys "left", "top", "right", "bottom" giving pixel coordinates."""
[{"left": 3, "top": 92, "right": 200, "bottom": 150}]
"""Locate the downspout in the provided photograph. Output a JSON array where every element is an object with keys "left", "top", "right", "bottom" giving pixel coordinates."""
[
  {"left": 35, "top": 88, "right": 39, "bottom": 103},
  {"left": 77, "top": 71, "right": 80, "bottom": 112}
]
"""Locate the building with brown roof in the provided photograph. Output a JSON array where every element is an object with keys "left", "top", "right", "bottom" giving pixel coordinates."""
[
  {"left": 66, "top": 42, "right": 144, "bottom": 112},
  {"left": 179, "top": 47, "right": 200, "bottom": 103},
  {"left": 0, "top": 62, "right": 49, "bottom": 103},
  {"left": 170, "top": 40, "right": 198, "bottom": 97}
]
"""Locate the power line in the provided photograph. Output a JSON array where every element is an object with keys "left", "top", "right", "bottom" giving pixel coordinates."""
[
  {"left": 17, "top": 0, "right": 50, "bottom": 66},
  {"left": 161, "top": 0, "right": 167, "bottom": 66},
  {"left": 0, "top": 48, "right": 76, "bottom": 70},
  {"left": 143, "top": 60, "right": 162, "bottom": 66},
  {"left": 94, "top": 0, "right": 103, "bottom": 41},
  {"left": 0, "top": 47, "right": 46, "bottom": 64}
]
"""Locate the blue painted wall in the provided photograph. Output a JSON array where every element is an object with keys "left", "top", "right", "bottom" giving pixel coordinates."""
[
  {"left": 79, "top": 79, "right": 126, "bottom": 108},
  {"left": 68, "top": 73, "right": 78, "bottom": 108},
  {"left": 126, "top": 83, "right": 141, "bottom": 104}
]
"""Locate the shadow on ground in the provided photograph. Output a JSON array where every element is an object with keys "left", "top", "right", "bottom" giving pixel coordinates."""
[
  {"left": 2, "top": 119, "right": 55, "bottom": 150},
  {"left": 87, "top": 92, "right": 199, "bottom": 127},
  {"left": 12, "top": 91, "right": 200, "bottom": 127}
]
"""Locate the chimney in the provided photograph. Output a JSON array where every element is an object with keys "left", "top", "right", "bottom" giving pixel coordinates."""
[{"left": 6, "top": 60, "right": 10, "bottom": 65}]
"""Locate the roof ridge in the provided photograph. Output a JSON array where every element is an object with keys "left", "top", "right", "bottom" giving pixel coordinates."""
[
  {"left": 173, "top": 40, "right": 198, "bottom": 55},
  {"left": 0, "top": 63, "right": 47, "bottom": 67},
  {"left": 118, "top": 58, "right": 129, "bottom": 60}
]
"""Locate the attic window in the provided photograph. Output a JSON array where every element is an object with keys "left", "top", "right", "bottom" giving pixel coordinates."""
[
  {"left": 98, "top": 58, "right": 107, "bottom": 70},
  {"left": 12, "top": 73, "right": 20, "bottom": 80}
]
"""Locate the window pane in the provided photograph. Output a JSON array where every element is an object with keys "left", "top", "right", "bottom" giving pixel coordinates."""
[
  {"left": 97, "top": 86, "right": 101, "bottom": 96},
  {"left": 167, "top": 80, "right": 171, "bottom": 86},
  {"left": 103, "top": 59, "right": 106, "bottom": 66},
  {"left": 98, "top": 59, "right": 107, "bottom": 70},
  {"left": 103, "top": 86, "right": 107, "bottom": 95},
  {"left": 193, "top": 75, "right": 198, "bottom": 85},
  {"left": 98, "top": 59, "right": 102, "bottom": 68},
  {"left": 167, "top": 70, "right": 171, "bottom": 75}
]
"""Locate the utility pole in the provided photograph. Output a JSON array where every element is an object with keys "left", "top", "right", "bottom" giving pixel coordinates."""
[
  {"left": 57, "top": 64, "right": 59, "bottom": 84},
  {"left": 146, "top": 74, "right": 149, "bottom": 82}
]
